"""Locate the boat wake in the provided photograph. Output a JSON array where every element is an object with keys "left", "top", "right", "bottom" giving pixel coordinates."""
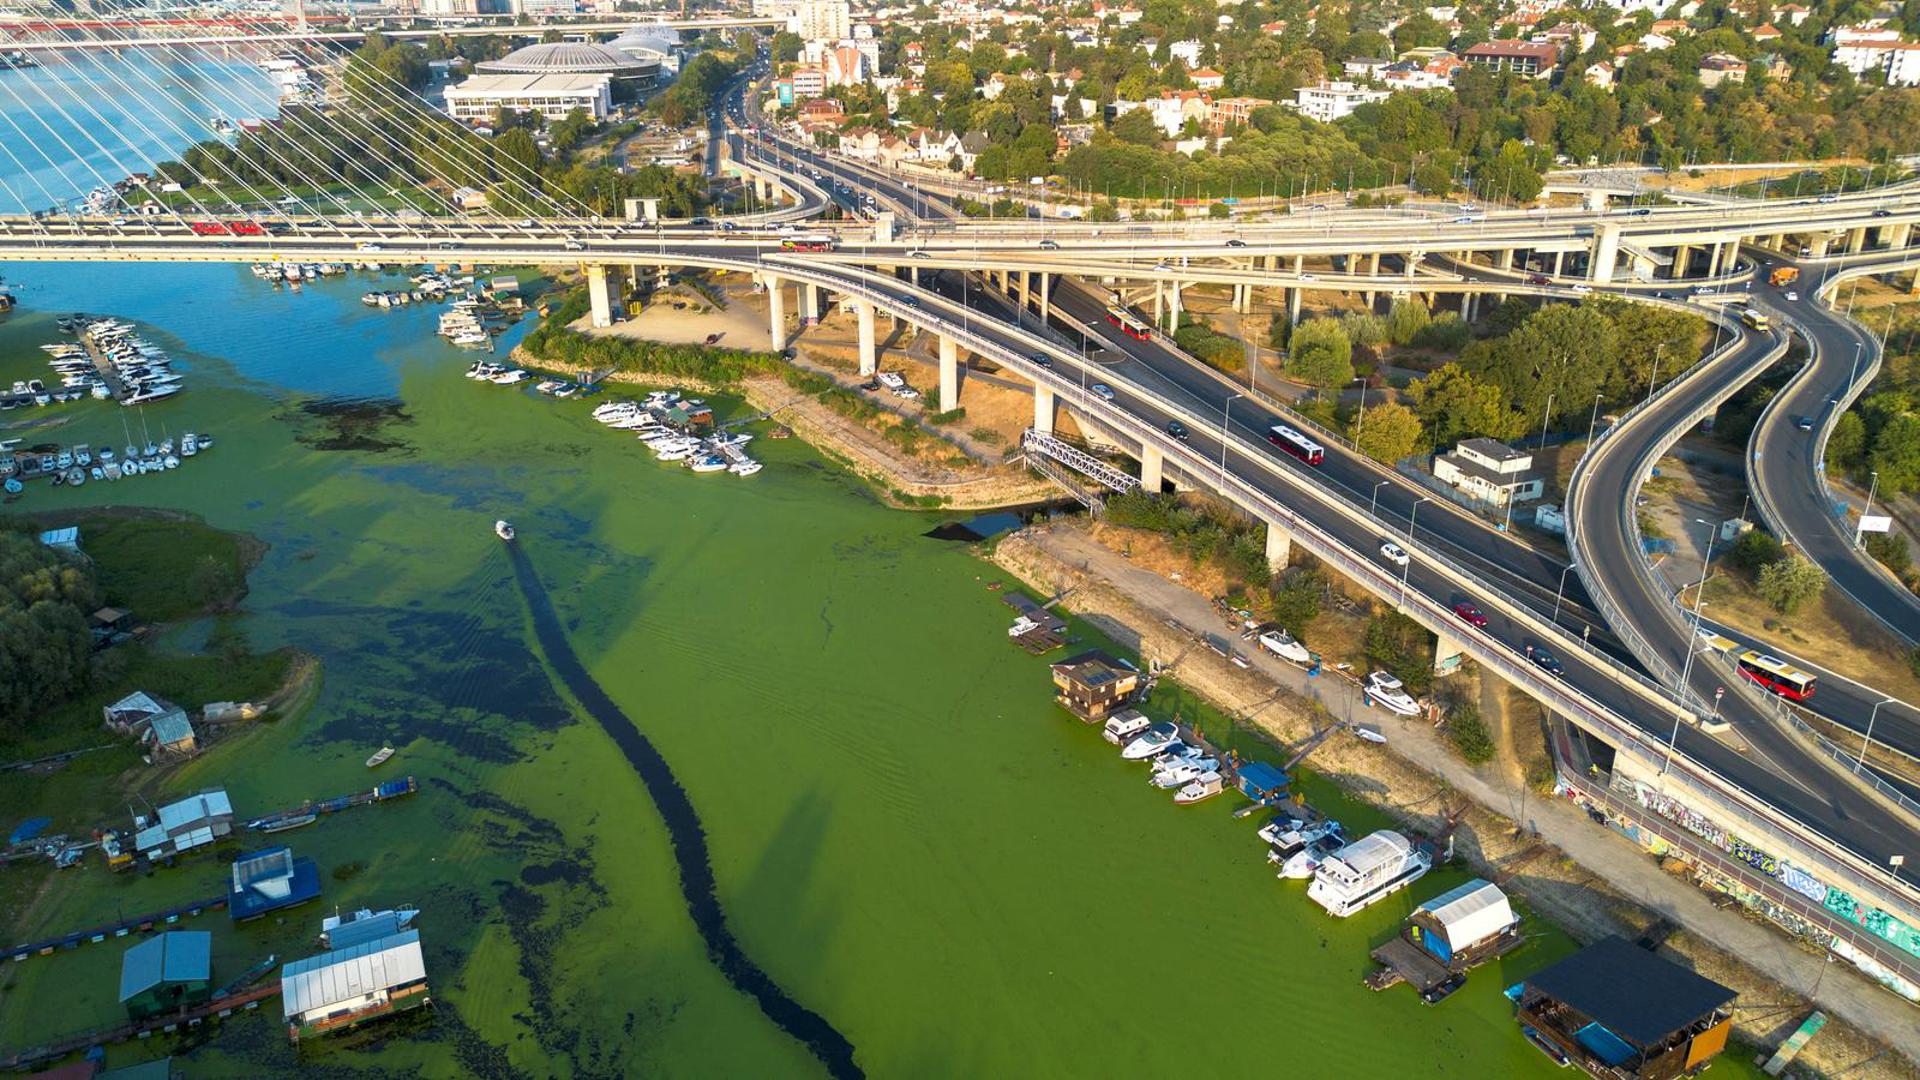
[{"left": 502, "top": 538, "right": 862, "bottom": 1079}]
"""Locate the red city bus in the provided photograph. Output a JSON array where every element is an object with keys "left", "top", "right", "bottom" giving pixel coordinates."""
[
  {"left": 1736, "top": 650, "right": 1816, "bottom": 700},
  {"left": 1267, "top": 424, "right": 1325, "bottom": 465},
  {"left": 188, "top": 220, "right": 265, "bottom": 236},
  {"left": 1104, "top": 305, "right": 1152, "bottom": 340}
]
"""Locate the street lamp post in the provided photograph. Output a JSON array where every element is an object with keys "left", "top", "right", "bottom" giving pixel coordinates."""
[
  {"left": 1553, "top": 562, "right": 1577, "bottom": 624},
  {"left": 1859, "top": 697, "right": 1896, "bottom": 770},
  {"left": 1674, "top": 518, "right": 1720, "bottom": 707},
  {"left": 1369, "top": 480, "right": 1389, "bottom": 523},
  {"left": 1858, "top": 469, "right": 1881, "bottom": 549},
  {"left": 1353, "top": 375, "right": 1369, "bottom": 436},
  {"left": 1401, "top": 496, "right": 1430, "bottom": 605},
  {"left": 1220, "top": 392, "right": 1243, "bottom": 485}
]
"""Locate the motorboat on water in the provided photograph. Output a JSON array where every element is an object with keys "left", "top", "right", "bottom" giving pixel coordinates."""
[
  {"left": 366, "top": 745, "right": 396, "bottom": 768},
  {"left": 495, "top": 520, "right": 515, "bottom": 542},
  {"left": 1260, "top": 814, "right": 1346, "bottom": 866},
  {"left": 1121, "top": 721, "right": 1181, "bottom": 761},
  {"left": 656, "top": 444, "right": 697, "bottom": 462},
  {"left": 688, "top": 454, "right": 728, "bottom": 473},
  {"left": 1150, "top": 753, "right": 1219, "bottom": 789},
  {"left": 1173, "top": 772, "right": 1226, "bottom": 804},
  {"left": 728, "top": 460, "right": 763, "bottom": 476},
  {"left": 1278, "top": 830, "right": 1348, "bottom": 880},
  {"left": 1306, "top": 831, "right": 1433, "bottom": 917}
]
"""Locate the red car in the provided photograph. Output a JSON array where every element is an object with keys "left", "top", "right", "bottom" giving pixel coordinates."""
[
  {"left": 1527, "top": 273, "right": 1550, "bottom": 285},
  {"left": 1452, "top": 601, "right": 1488, "bottom": 628}
]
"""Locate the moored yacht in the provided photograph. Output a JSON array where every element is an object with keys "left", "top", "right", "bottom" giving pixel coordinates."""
[
  {"left": 1121, "top": 721, "right": 1181, "bottom": 761},
  {"left": 1306, "top": 830, "right": 1432, "bottom": 917}
]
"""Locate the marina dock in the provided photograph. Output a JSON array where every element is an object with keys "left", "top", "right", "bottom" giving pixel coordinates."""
[
  {"left": 76, "top": 319, "right": 130, "bottom": 402},
  {"left": 5, "top": 893, "right": 227, "bottom": 963},
  {"left": 244, "top": 775, "right": 418, "bottom": 832}
]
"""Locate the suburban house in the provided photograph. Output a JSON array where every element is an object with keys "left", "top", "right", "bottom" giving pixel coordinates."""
[{"left": 1433, "top": 438, "right": 1545, "bottom": 507}]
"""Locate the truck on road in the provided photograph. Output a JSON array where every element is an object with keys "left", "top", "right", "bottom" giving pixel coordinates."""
[{"left": 1770, "top": 266, "right": 1800, "bottom": 287}]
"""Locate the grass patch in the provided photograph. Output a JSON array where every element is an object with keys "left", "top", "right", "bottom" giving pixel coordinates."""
[{"left": 75, "top": 511, "right": 256, "bottom": 621}]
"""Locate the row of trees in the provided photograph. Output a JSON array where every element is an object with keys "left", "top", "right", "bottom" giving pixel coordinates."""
[{"left": 0, "top": 530, "right": 98, "bottom": 735}]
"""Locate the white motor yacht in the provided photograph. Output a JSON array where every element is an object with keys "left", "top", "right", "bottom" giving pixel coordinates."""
[
  {"left": 688, "top": 454, "right": 728, "bottom": 473},
  {"left": 1101, "top": 709, "right": 1152, "bottom": 746},
  {"left": 1258, "top": 629, "right": 1312, "bottom": 664},
  {"left": 1173, "top": 772, "right": 1226, "bottom": 805},
  {"left": 728, "top": 460, "right": 763, "bottom": 476},
  {"left": 1121, "top": 722, "right": 1181, "bottom": 761},
  {"left": 495, "top": 519, "right": 515, "bottom": 541},
  {"left": 1150, "top": 755, "right": 1219, "bottom": 789},
  {"left": 1278, "top": 831, "right": 1348, "bottom": 880},
  {"left": 1364, "top": 672, "right": 1422, "bottom": 717},
  {"left": 1306, "top": 831, "right": 1433, "bottom": 917}
]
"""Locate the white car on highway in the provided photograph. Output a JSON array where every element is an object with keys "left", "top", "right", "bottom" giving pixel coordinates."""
[
  {"left": 1364, "top": 672, "right": 1422, "bottom": 716},
  {"left": 1570, "top": 284, "right": 1592, "bottom": 294},
  {"left": 1379, "top": 540, "right": 1410, "bottom": 567}
]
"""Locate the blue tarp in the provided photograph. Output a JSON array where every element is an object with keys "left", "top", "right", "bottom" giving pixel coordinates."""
[
  {"left": 228, "top": 849, "right": 322, "bottom": 920},
  {"left": 9, "top": 817, "right": 51, "bottom": 845}
]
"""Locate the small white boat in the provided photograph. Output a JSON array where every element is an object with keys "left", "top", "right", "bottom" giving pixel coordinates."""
[
  {"left": 688, "top": 454, "right": 728, "bottom": 473},
  {"left": 729, "top": 460, "right": 763, "bottom": 476},
  {"left": 180, "top": 433, "right": 198, "bottom": 456},
  {"left": 1363, "top": 672, "right": 1422, "bottom": 717},
  {"left": 1260, "top": 815, "right": 1344, "bottom": 865},
  {"left": 656, "top": 445, "right": 696, "bottom": 462},
  {"left": 366, "top": 746, "right": 395, "bottom": 768},
  {"left": 1150, "top": 755, "right": 1219, "bottom": 789},
  {"left": 163, "top": 455, "right": 179, "bottom": 469},
  {"left": 1279, "top": 831, "right": 1347, "bottom": 880},
  {"left": 495, "top": 519, "right": 515, "bottom": 542},
  {"left": 1121, "top": 722, "right": 1181, "bottom": 761},
  {"left": 1173, "top": 772, "right": 1226, "bottom": 804},
  {"left": 489, "top": 369, "right": 528, "bottom": 385}
]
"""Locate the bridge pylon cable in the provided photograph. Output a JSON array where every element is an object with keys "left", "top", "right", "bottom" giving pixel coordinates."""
[
  {"left": 18, "top": 16, "right": 342, "bottom": 234},
  {"left": 45, "top": 2, "right": 379, "bottom": 236},
  {"left": 80, "top": 0, "right": 483, "bottom": 236}
]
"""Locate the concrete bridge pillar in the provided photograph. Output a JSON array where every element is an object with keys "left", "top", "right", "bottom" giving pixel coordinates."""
[
  {"left": 1292, "top": 254, "right": 1305, "bottom": 278},
  {"left": 623, "top": 197, "right": 661, "bottom": 223},
  {"left": 1670, "top": 245, "right": 1690, "bottom": 278},
  {"left": 1584, "top": 189, "right": 1608, "bottom": 212},
  {"left": 1434, "top": 631, "right": 1467, "bottom": 676},
  {"left": 766, "top": 274, "right": 787, "bottom": 351},
  {"left": 1167, "top": 281, "right": 1182, "bottom": 329},
  {"left": 1706, "top": 242, "right": 1727, "bottom": 278},
  {"left": 1017, "top": 270, "right": 1031, "bottom": 308},
  {"left": 802, "top": 282, "right": 820, "bottom": 324},
  {"left": 1496, "top": 249, "right": 1513, "bottom": 272},
  {"left": 587, "top": 264, "right": 618, "bottom": 328},
  {"left": 1037, "top": 272, "right": 1052, "bottom": 322},
  {"left": 1152, "top": 282, "right": 1164, "bottom": 327},
  {"left": 1287, "top": 287, "right": 1302, "bottom": 325},
  {"left": 1809, "top": 236, "right": 1831, "bottom": 259},
  {"left": 856, "top": 302, "right": 878, "bottom": 376},
  {"left": 1140, "top": 444, "right": 1164, "bottom": 492},
  {"left": 1891, "top": 222, "right": 1914, "bottom": 249},
  {"left": 1265, "top": 520, "right": 1292, "bottom": 573},
  {"left": 1589, "top": 224, "right": 1622, "bottom": 283},
  {"left": 1462, "top": 293, "right": 1478, "bottom": 323},
  {"left": 938, "top": 336, "right": 961, "bottom": 413},
  {"left": 1849, "top": 226, "right": 1870, "bottom": 253},
  {"left": 1034, "top": 385, "right": 1056, "bottom": 435},
  {"left": 1552, "top": 250, "right": 1565, "bottom": 278}
]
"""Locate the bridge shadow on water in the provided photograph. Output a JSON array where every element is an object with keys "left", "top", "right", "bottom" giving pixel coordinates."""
[{"left": 503, "top": 537, "right": 863, "bottom": 1079}]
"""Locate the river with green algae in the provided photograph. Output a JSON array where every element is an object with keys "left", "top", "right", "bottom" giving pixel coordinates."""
[{"left": 0, "top": 261, "right": 1771, "bottom": 1078}]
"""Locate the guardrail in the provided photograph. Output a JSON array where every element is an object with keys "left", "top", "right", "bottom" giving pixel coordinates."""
[
  {"left": 790, "top": 257, "right": 1920, "bottom": 917},
  {"left": 1744, "top": 255, "right": 1920, "bottom": 644}
]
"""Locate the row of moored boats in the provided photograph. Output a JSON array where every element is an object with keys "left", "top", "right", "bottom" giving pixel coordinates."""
[
  {"left": 1, "top": 432, "right": 215, "bottom": 495},
  {"left": 592, "top": 391, "right": 763, "bottom": 477},
  {"left": 1100, "top": 711, "right": 1432, "bottom": 918},
  {"left": 52, "top": 317, "right": 183, "bottom": 405}
]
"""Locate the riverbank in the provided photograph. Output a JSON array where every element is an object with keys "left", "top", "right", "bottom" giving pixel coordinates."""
[
  {"left": 509, "top": 343, "right": 1059, "bottom": 510},
  {"left": 991, "top": 520, "right": 1920, "bottom": 1079}
]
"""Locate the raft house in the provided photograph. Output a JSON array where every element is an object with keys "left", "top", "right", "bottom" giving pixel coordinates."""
[
  {"left": 1509, "top": 934, "right": 1736, "bottom": 1079},
  {"left": 117, "top": 931, "right": 211, "bottom": 1022},
  {"left": 1049, "top": 649, "right": 1142, "bottom": 722},
  {"left": 280, "top": 928, "right": 430, "bottom": 1043},
  {"left": 228, "top": 846, "right": 322, "bottom": 921},
  {"left": 1365, "top": 877, "right": 1524, "bottom": 1002}
]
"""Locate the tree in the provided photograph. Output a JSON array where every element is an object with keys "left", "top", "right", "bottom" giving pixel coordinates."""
[
  {"left": 1756, "top": 553, "right": 1825, "bottom": 614},
  {"left": 0, "top": 531, "right": 99, "bottom": 734},
  {"left": 1828, "top": 411, "right": 1867, "bottom": 475},
  {"left": 1112, "top": 109, "right": 1162, "bottom": 145},
  {"left": 1268, "top": 566, "right": 1325, "bottom": 629},
  {"left": 1364, "top": 610, "right": 1434, "bottom": 694},
  {"left": 1869, "top": 412, "right": 1920, "bottom": 496},
  {"left": 1284, "top": 318, "right": 1354, "bottom": 388},
  {"left": 1385, "top": 297, "right": 1431, "bottom": 346},
  {"left": 1405, "top": 364, "right": 1522, "bottom": 446},
  {"left": 1446, "top": 703, "right": 1496, "bottom": 764},
  {"left": 1351, "top": 400, "right": 1424, "bottom": 463}
]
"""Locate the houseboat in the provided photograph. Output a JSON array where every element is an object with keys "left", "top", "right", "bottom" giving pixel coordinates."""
[
  {"left": 1306, "top": 830, "right": 1432, "bottom": 917},
  {"left": 1366, "top": 877, "right": 1524, "bottom": 1003}
]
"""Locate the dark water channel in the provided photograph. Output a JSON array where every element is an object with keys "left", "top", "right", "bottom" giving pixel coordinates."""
[{"left": 504, "top": 535, "right": 864, "bottom": 1079}]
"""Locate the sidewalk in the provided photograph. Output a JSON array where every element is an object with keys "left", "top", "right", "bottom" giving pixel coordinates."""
[{"left": 1011, "top": 523, "right": 1920, "bottom": 1072}]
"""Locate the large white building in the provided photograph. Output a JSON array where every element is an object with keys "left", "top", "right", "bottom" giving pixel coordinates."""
[
  {"left": 1289, "top": 80, "right": 1389, "bottom": 123},
  {"left": 794, "top": 0, "right": 851, "bottom": 42},
  {"left": 445, "top": 73, "right": 613, "bottom": 123},
  {"left": 282, "top": 929, "right": 430, "bottom": 1041}
]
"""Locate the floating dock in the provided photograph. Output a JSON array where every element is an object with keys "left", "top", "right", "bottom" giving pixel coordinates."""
[
  {"left": 6, "top": 894, "right": 227, "bottom": 963},
  {"left": 244, "top": 775, "right": 417, "bottom": 832}
]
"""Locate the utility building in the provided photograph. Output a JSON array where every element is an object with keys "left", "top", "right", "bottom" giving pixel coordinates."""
[
  {"left": 1512, "top": 935, "right": 1736, "bottom": 1080},
  {"left": 118, "top": 931, "right": 212, "bottom": 1022}
]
